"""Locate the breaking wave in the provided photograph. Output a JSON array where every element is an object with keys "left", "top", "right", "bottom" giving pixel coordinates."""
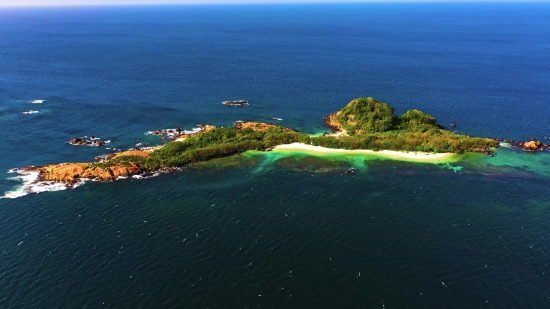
[{"left": 1, "top": 169, "right": 75, "bottom": 199}]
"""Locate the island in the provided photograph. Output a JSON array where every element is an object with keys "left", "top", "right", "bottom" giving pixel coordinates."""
[{"left": 14, "top": 97, "right": 500, "bottom": 185}]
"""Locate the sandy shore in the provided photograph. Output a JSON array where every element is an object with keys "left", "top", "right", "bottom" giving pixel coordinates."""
[{"left": 272, "top": 143, "right": 454, "bottom": 162}]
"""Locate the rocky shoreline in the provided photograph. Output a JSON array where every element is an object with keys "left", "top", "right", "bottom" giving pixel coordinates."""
[
  {"left": 18, "top": 161, "right": 180, "bottom": 186},
  {"left": 21, "top": 162, "right": 142, "bottom": 184},
  {"left": 15, "top": 122, "right": 288, "bottom": 187}
]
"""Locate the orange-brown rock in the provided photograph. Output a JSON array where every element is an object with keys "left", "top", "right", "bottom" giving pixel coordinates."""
[
  {"left": 522, "top": 140, "right": 541, "bottom": 151},
  {"left": 233, "top": 121, "right": 295, "bottom": 132},
  {"left": 323, "top": 112, "right": 344, "bottom": 133},
  {"left": 111, "top": 149, "right": 151, "bottom": 159},
  {"left": 28, "top": 162, "right": 142, "bottom": 184}
]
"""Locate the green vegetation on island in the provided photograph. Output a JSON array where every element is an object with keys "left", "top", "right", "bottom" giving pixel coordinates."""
[
  {"left": 323, "top": 97, "right": 497, "bottom": 152},
  {"left": 92, "top": 97, "right": 498, "bottom": 170}
]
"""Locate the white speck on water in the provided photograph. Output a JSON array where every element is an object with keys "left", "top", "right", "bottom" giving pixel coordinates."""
[{"left": 18, "top": 241, "right": 24, "bottom": 246}]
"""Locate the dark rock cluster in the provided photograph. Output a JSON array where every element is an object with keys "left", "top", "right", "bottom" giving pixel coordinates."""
[{"left": 69, "top": 137, "right": 105, "bottom": 147}]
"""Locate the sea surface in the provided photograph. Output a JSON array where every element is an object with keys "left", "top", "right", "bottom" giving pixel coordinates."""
[{"left": 1, "top": 3, "right": 550, "bottom": 308}]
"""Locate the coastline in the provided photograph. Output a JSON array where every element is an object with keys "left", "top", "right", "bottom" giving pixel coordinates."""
[{"left": 272, "top": 143, "right": 456, "bottom": 162}]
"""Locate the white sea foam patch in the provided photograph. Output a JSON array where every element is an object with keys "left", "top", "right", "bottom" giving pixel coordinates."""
[
  {"left": 30, "top": 100, "right": 45, "bottom": 104},
  {"left": 1, "top": 169, "right": 71, "bottom": 199},
  {"left": 131, "top": 172, "right": 160, "bottom": 180},
  {"left": 146, "top": 127, "right": 203, "bottom": 136},
  {"left": 21, "top": 110, "right": 39, "bottom": 115}
]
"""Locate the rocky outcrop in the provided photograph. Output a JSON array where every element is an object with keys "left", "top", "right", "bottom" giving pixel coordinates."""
[
  {"left": 490, "top": 138, "right": 549, "bottom": 152},
  {"left": 222, "top": 100, "right": 249, "bottom": 106},
  {"left": 473, "top": 148, "right": 494, "bottom": 156},
  {"left": 520, "top": 140, "right": 549, "bottom": 152},
  {"left": 150, "top": 124, "right": 216, "bottom": 141},
  {"left": 323, "top": 112, "right": 343, "bottom": 133},
  {"left": 523, "top": 140, "right": 540, "bottom": 151},
  {"left": 23, "top": 162, "right": 142, "bottom": 184},
  {"left": 233, "top": 121, "right": 295, "bottom": 132},
  {"left": 69, "top": 138, "right": 105, "bottom": 147}
]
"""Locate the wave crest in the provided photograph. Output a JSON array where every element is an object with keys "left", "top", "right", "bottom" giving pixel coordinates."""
[{"left": 1, "top": 169, "right": 75, "bottom": 199}]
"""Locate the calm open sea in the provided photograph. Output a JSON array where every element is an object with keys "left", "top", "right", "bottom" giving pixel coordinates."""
[{"left": 1, "top": 3, "right": 550, "bottom": 308}]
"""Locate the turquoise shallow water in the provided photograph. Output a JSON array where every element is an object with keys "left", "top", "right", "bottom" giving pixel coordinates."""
[{"left": 1, "top": 3, "right": 550, "bottom": 308}]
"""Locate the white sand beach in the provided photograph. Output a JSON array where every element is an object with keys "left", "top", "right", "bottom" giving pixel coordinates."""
[{"left": 272, "top": 143, "right": 454, "bottom": 162}]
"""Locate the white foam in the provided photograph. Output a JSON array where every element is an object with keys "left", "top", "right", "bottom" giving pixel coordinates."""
[
  {"left": 21, "top": 110, "right": 39, "bottom": 115},
  {"left": 182, "top": 127, "right": 203, "bottom": 134},
  {"left": 131, "top": 172, "right": 160, "bottom": 180},
  {"left": 147, "top": 127, "right": 203, "bottom": 136},
  {"left": 1, "top": 169, "right": 69, "bottom": 199},
  {"left": 31, "top": 100, "right": 45, "bottom": 104}
]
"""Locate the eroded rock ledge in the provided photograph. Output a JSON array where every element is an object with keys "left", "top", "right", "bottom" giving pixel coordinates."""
[
  {"left": 20, "top": 148, "right": 156, "bottom": 184},
  {"left": 22, "top": 162, "right": 142, "bottom": 184}
]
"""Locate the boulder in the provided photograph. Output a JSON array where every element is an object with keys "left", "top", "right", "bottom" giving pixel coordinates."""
[{"left": 522, "top": 141, "right": 539, "bottom": 151}]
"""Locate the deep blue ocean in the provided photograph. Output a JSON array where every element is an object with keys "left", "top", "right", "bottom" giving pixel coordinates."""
[{"left": 1, "top": 3, "right": 550, "bottom": 308}]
